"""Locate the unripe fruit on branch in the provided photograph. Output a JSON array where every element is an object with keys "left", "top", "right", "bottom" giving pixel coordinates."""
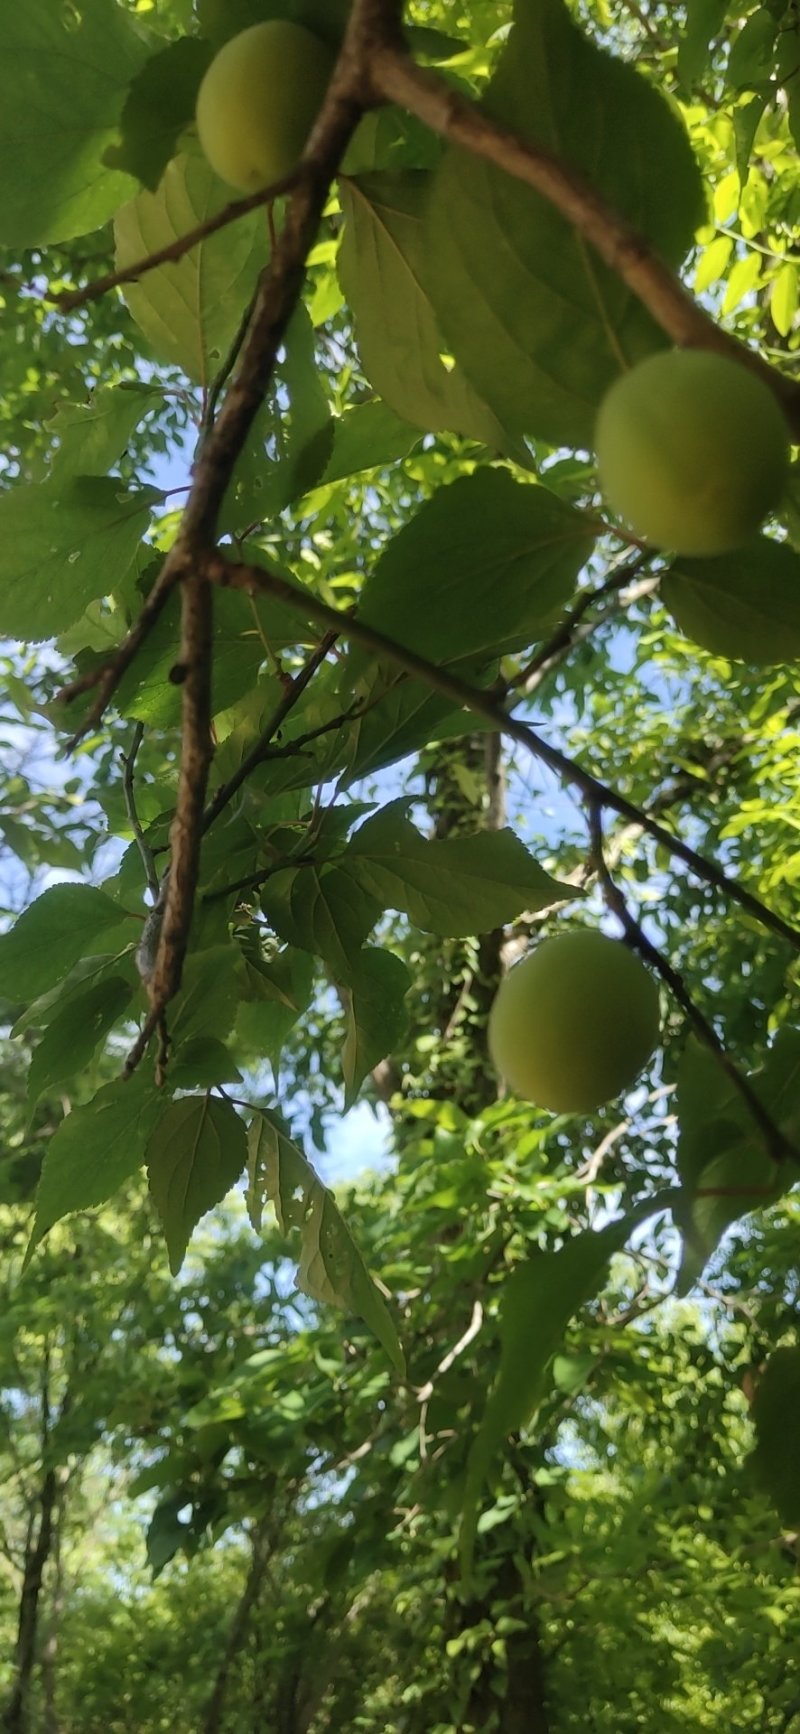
[
  {"left": 595, "top": 350, "right": 789, "bottom": 556},
  {"left": 488, "top": 930, "right": 660, "bottom": 1113},
  {"left": 195, "top": 21, "right": 335, "bottom": 193}
]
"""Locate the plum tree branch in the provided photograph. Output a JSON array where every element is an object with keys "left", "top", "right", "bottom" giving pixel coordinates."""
[
  {"left": 368, "top": 43, "right": 800, "bottom": 436},
  {"left": 586, "top": 803, "right": 797, "bottom": 1166},
  {"left": 114, "top": 0, "right": 404, "bottom": 1075},
  {"left": 209, "top": 550, "right": 800, "bottom": 956},
  {"left": 50, "top": 174, "right": 301, "bottom": 314}
]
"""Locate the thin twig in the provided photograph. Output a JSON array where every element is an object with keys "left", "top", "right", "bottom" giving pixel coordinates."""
[
  {"left": 505, "top": 554, "right": 652, "bottom": 694},
  {"left": 120, "top": 722, "right": 159, "bottom": 901},
  {"left": 51, "top": 174, "right": 301, "bottom": 314},
  {"left": 586, "top": 803, "right": 797, "bottom": 1166},
  {"left": 369, "top": 45, "right": 800, "bottom": 434},
  {"left": 201, "top": 630, "right": 339, "bottom": 834},
  {"left": 210, "top": 552, "right": 800, "bottom": 955}
]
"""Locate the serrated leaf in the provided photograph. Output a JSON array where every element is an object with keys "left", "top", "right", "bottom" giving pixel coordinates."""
[
  {"left": 0, "top": 0, "right": 143, "bottom": 246},
  {"left": 261, "top": 866, "right": 382, "bottom": 984},
  {"left": 114, "top": 152, "right": 268, "bottom": 385},
  {"left": 0, "top": 477, "right": 159, "bottom": 642},
  {"left": 662, "top": 540, "right": 800, "bottom": 667},
  {"left": 341, "top": 948, "right": 410, "bottom": 1108},
  {"left": 169, "top": 946, "right": 243, "bottom": 1050},
  {"left": 114, "top": 587, "right": 265, "bottom": 726},
  {"left": 246, "top": 1113, "right": 404, "bottom": 1372},
  {"left": 357, "top": 470, "right": 595, "bottom": 665},
  {"left": 347, "top": 804, "right": 574, "bottom": 936},
  {"left": 25, "top": 1076, "right": 162, "bottom": 1264},
  {"left": 338, "top": 172, "right": 517, "bottom": 448},
  {"left": 236, "top": 947, "right": 315, "bottom": 1066},
  {"left": 147, "top": 1097, "right": 248, "bottom": 1276},
  {"left": 46, "top": 385, "right": 155, "bottom": 484},
  {"left": 28, "top": 977, "right": 133, "bottom": 1105},
  {"left": 751, "top": 1347, "right": 800, "bottom": 1525},
  {"left": 167, "top": 1038, "right": 243, "bottom": 1091},
  {"left": 0, "top": 885, "right": 129, "bottom": 1002},
  {"left": 105, "top": 37, "right": 213, "bottom": 191},
  {"left": 422, "top": 0, "right": 704, "bottom": 446}
]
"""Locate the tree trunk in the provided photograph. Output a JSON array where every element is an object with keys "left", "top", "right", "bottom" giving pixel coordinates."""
[
  {"left": 201, "top": 1522, "right": 272, "bottom": 1734},
  {"left": 40, "top": 1494, "right": 64, "bottom": 1734},
  {"left": 2, "top": 1467, "right": 58, "bottom": 1734},
  {"left": 462, "top": 1558, "right": 551, "bottom": 1734}
]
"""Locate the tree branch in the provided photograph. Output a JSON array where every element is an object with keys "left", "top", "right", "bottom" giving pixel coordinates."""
[
  {"left": 586, "top": 803, "right": 797, "bottom": 1166},
  {"left": 210, "top": 551, "right": 800, "bottom": 956},
  {"left": 201, "top": 629, "right": 338, "bottom": 834},
  {"left": 368, "top": 44, "right": 800, "bottom": 435},
  {"left": 115, "top": 0, "right": 403, "bottom": 1073},
  {"left": 51, "top": 174, "right": 301, "bottom": 314}
]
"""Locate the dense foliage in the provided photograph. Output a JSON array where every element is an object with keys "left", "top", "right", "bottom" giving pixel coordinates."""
[{"left": 0, "top": 0, "right": 799, "bottom": 1727}]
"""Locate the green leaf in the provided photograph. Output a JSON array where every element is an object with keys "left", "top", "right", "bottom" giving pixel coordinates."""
[
  {"left": 236, "top": 947, "right": 315, "bottom": 1066},
  {"left": 461, "top": 1211, "right": 646, "bottom": 1572},
  {"left": 105, "top": 37, "right": 213, "bottom": 191},
  {"left": 356, "top": 470, "right": 596, "bottom": 664},
  {"left": 422, "top": 0, "right": 705, "bottom": 446},
  {"left": 147, "top": 1097, "right": 248, "bottom": 1276},
  {"left": 221, "top": 305, "right": 334, "bottom": 532},
  {"left": 751, "top": 1346, "right": 800, "bottom": 1525},
  {"left": 347, "top": 804, "right": 574, "bottom": 936},
  {"left": 341, "top": 948, "right": 410, "bottom": 1109},
  {"left": 115, "top": 587, "right": 266, "bottom": 726},
  {"left": 0, "top": 0, "right": 143, "bottom": 245},
  {"left": 341, "top": 667, "right": 478, "bottom": 786},
  {"left": 28, "top": 977, "right": 133, "bottom": 1105},
  {"left": 338, "top": 172, "right": 517, "bottom": 448},
  {"left": 26, "top": 1075, "right": 162, "bottom": 1264},
  {"left": 674, "top": 1033, "right": 800, "bottom": 1287},
  {"left": 728, "top": 7, "right": 777, "bottom": 88},
  {"left": 46, "top": 385, "right": 155, "bottom": 483},
  {"left": 771, "top": 263, "right": 799, "bottom": 339},
  {"left": 246, "top": 1112, "right": 405, "bottom": 1373},
  {"left": 322, "top": 400, "right": 421, "bottom": 485},
  {"left": 114, "top": 152, "right": 268, "bottom": 384},
  {"left": 261, "top": 866, "right": 382, "bottom": 984},
  {"left": 662, "top": 540, "right": 800, "bottom": 667},
  {"left": 0, "top": 885, "right": 129, "bottom": 1001},
  {"left": 146, "top": 1495, "right": 190, "bottom": 1578},
  {"left": 677, "top": 0, "right": 727, "bottom": 90},
  {"left": 169, "top": 946, "right": 244, "bottom": 1051},
  {"left": 0, "top": 477, "right": 159, "bottom": 642},
  {"left": 167, "top": 1038, "right": 243, "bottom": 1091}
]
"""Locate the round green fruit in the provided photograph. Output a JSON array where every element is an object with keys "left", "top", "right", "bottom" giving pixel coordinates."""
[
  {"left": 594, "top": 350, "right": 789, "bottom": 556},
  {"left": 488, "top": 931, "right": 660, "bottom": 1114},
  {"left": 195, "top": 21, "right": 335, "bottom": 193}
]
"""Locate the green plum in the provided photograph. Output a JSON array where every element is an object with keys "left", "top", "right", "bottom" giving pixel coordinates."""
[
  {"left": 595, "top": 350, "right": 789, "bottom": 556},
  {"left": 196, "top": 21, "right": 334, "bottom": 193},
  {"left": 488, "top": 930, "right": 660, "bottom": 1113}
]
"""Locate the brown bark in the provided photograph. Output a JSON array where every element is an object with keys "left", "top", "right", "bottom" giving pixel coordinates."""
[
  {"left": 2, "top": 1467, "right": 58, "bottom": 1734},
  {"left": 201, "top": 1523, "right": 272, "bottom": 1734}
]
